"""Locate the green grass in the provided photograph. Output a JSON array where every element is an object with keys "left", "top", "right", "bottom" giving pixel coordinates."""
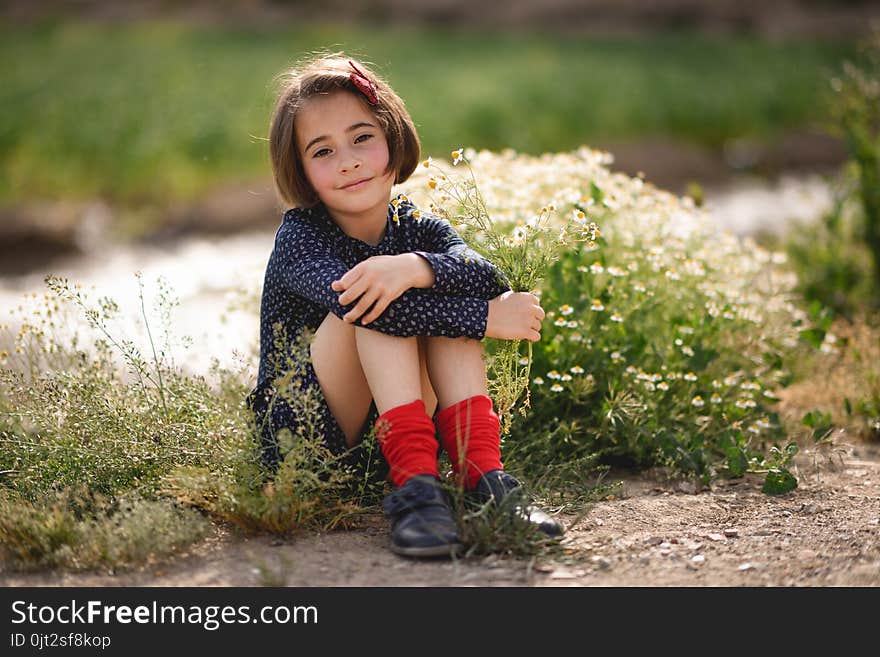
[{"left": 0, "top": 21, "right": 856, "bottom": 207}]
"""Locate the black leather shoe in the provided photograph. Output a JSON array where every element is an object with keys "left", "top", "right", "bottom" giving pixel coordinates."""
[
  {"left": 469, "top": 470, "right": 565, "bottom": 536},
  {"left": 382, "top": 475, "right": 463, "bottom": 558}
]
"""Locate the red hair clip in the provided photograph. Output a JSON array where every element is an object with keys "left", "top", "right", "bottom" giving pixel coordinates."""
[{"left": 348, "top": 60, "right": 379, "bottom": 105}]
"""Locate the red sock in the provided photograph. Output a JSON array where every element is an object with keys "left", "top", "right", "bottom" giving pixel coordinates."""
[
  {"left": 434, "top": 395, "right": 503, "bottom": 490},
  {"left": 374, "top": 399, "right": 439, "bottom": 488}
]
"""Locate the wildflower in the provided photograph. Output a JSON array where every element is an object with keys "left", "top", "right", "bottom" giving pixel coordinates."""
[
  {"left": 428, "top": 176, "right": 438, "bottom": 190},
  {"left": 747, "top": 424, "right": 762, "bottom": 435},
  {"left": 723, "top": 375, "right": 739, "bottom": 387},
  {"left": 566, "top": 320, "right": 577, "bottom": 328},
  {"left": 610, "top": 351, "right": 623, "bottom": 362},
  {"left": 590, "top": 262, "right": 604, "bottom": 274},
  {"left": 560, "top": 374, "right": 572, "bottom": 382},
  {"left": 625, "top": 366, "right": 638, "bottom": 375},
  {"left": 577, "top": 265, "right": 589, "bottom": 273},
  {"left": 681, "top": 346, "right": 694, "bottom": 357},
  {"left": 421, "top": 157, "right": 432, "bottom": 168},
  {"left": 723, "top": 310, "right": 736, "bottom": 320},
  {"left": 735, "top": 399, "right": 757, "bottom": 409},
  {"left": 547, "top": 370, "right": 561, "bottom": 380},
  {"left": 710, "top": 394, "right": 722, "bottom": 404},
  {"left": 610, "top": 312, "right": 623, "bottom": 323},
  {"left": 684, "top": 372, "right": 698, "bottom": 382},
  {"left": 451, "top": 148, "right": 464, "bottom": 165},
  {"left": 533, "top": 377, "right": 545, "bottom": 386},
  {"left": 408, "top": 208, "right": 422, "bottom": 221},
  {"left": 569, "top": 333, "right": 583, "bottom": 342},
  {"left": 591, "top": 299, "right": 605, "bottom": 312},
  {"left": 607, "top": 266, "right": 626, "bottom": 277},
  {"left": 560, "top": 304, "right": 574, "bottom": 316},
  {"left": 741, "top": 381, "right": 761, "bottom": 391},
  {"left": 712, "top": 380, "right": 722, "bottom": 389},
  {"left": 756, "top": 417, "right": 771, "bottom": 429},
  {"left": 570, "top": 365, "right": 585, "bottom": 375},
  {"left": 633, "top": 282, "right": 646, "bottom": 293},
  {"left": 692, "top": 396, "right": 705, "bottom": 407},
  {"left": 644, "top": 382, "right": 656, "bottom": 391},
  {"left": 573, "top": 209, "right": 587, "bottom": 224},
  {"left": 675, "top": 338, "right": 683, "bottom": 346},
  {"left": 518, "top": 357, "right": 529, "bottom": 366},
  {"left": 550, "top": 384, "right": 564, "bottom": 393},
  {"left": 665, "top": 269, "right": 680, "bottom": 281},
  {"left": 657, "top": 381, "right": 670, "bottom": 391},
  {"left": 763, "top": 390, "right": 778, "bottom": 400},
  {"left": 554, "top": 318, "right": 567, "bottom": 327}
]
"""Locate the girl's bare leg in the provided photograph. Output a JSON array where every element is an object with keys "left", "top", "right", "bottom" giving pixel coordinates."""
[
  {"left": 354, "top": 327, "right": 432, "bottom": 415},
  {"left": 310, "top": 313, "right": 374, "bottom": 448},
  {"left": 311, "top": 313, "right": 437, "bottom": 448},
  {"left": 423, "top": 336, "right": 489, "bottom": 410}
]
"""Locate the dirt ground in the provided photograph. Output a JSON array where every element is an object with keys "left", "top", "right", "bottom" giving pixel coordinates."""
[{"left": 1, "top": 435, "right": 877, "bottom": 588}]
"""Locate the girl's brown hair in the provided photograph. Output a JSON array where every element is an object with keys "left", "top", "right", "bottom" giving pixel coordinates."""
[{"left": 269, "top": 53, "right": 421, "bottom": 208}]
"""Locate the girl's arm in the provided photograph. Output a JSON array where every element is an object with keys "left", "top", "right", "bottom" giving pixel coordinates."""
[
  {"left": 275, "top": 217, "right": 493, "bottom": 339},
  {"left": 410, "top": 214, "right": 511, "bottom": 299}
]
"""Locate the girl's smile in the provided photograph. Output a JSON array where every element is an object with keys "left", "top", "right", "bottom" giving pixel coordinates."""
[
  {"left": 295, "top": 91, "right": 395, "bottom": 244},
  {"left": 339, "top": 176, "right": 373, "bottom": 191}
]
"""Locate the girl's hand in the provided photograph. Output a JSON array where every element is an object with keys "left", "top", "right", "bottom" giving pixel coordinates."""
[
  {"left": 331, "top": 254, "right": 434, "bottom": 325},
  {"left": 485, "top": 291, "right": 545, "bottom": 342}
]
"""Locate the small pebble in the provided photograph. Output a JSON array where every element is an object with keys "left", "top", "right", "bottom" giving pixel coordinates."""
[
  {"left": 738, "top": 562, "right": 754, "bottom": 571},
  {"left": 691, "top": 554, "right": 705, "bottom": 564},
  {"left": 707, "top": 532, "right": 726, "bottom": 541},
  {"left": 723, "top": 528, "right": 739, "bottom": 538}
]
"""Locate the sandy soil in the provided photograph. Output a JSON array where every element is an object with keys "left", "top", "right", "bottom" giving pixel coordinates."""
[{"left": 2, "top": 436, "right": 877, "bottom": 588}]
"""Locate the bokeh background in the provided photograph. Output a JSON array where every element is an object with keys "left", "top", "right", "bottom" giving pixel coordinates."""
[
  {"left": 1, "top": 0, "right": 877, "bottom": 371},
  {"left": 0, "top": 0, "right": 880, "bottom": 262}
]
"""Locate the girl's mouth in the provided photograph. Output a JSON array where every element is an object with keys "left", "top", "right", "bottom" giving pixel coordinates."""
[{"left": 341, "top": 177, "right": 372, "bottom": 191}]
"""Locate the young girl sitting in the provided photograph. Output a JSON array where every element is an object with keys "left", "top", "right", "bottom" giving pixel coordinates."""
[{"left": 247, "top": 53, "right": 563, "bottom": 558}]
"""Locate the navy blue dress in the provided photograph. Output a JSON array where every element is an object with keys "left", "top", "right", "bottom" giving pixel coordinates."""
[{"left": 246, "top": 196, "right": 510, "bottom": 477}]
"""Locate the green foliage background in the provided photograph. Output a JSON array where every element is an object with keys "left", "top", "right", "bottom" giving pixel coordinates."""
[{"left": 0, "top": 22, "right": 855, "bottom": 206}]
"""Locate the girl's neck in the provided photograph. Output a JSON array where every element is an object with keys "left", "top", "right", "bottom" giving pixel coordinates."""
[{"left": 327, "top": 198, "right": 389, "bottom": 246}]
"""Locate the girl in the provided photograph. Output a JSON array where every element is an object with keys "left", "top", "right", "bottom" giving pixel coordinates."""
[{"left": 247, "top": 53, "right": 563, "bottom": 558}]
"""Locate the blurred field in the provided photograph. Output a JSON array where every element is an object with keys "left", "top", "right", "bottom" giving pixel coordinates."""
[{"left": 0, "top": 21, "right": 856, "bottom": 207}]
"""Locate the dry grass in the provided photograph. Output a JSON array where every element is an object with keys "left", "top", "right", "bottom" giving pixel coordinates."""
[{"left": 777, "top": 312, "right": 880, "bottom": 441}]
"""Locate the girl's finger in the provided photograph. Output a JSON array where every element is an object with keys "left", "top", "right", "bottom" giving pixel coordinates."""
[
  {"left": 529, "top": 330, "right": 541, "bottom": 342},
  {"left": 361, "top": 294, "right": 390, "bottom": 325},
  {"left": 338, "top": 275, "right": 369, "bottom": 306},
  {"left": 344, "top": 289, "right": 380, "bottom": 323},
  {"left": 335, "top": 267, "right": 363, "bottom": 293}
]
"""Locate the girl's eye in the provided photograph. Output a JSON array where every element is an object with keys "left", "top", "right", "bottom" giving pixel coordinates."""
[
  {"left": 355, "top": 133, "right": 373, "bottom": 144},
  {"left": 312, "top": 148, "right": 331, "bottom": 158}
]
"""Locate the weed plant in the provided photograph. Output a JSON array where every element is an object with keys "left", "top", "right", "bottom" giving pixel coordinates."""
[{"left": 0, "top": 274, "right": 369, "bottom": 570}]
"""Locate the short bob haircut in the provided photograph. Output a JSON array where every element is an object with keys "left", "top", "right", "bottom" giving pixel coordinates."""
[{"left": 269, "top": 53, "right": 421, "bottom": 209}]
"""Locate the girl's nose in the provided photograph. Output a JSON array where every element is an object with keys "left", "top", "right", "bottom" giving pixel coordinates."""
[{"left": 339, "top": 155, "right": 361, "bottom": 174}]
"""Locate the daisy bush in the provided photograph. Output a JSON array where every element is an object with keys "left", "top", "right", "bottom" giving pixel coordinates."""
[{"left": 406, "top": 147, "right": 810, "bottom": 491}]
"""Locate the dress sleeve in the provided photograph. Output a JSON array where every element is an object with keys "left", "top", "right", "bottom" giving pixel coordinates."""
[
  {"left": 274, "top": 216, "right": 492, "bottom": 339},
  {"left": 410, "top": 214, "right": 511, "bottom": 299}
]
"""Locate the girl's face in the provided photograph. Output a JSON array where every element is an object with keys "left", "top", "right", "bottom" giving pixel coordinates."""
[{"left": 295, "top": 91, "right": 394, "bottom": 216}]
